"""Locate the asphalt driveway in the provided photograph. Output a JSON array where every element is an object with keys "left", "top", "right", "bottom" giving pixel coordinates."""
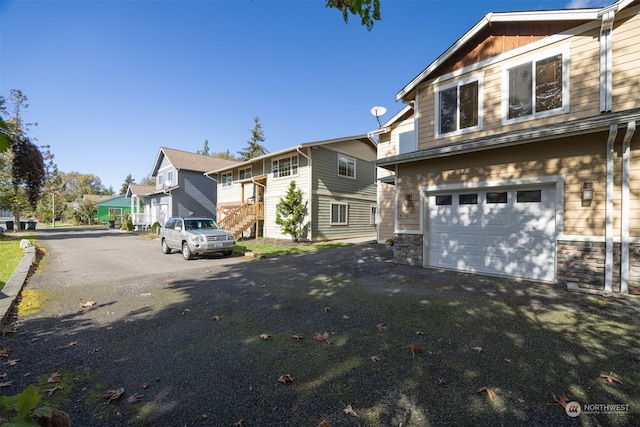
[{"left": 1, "top": 227, "right": 639, "bottom": 426}]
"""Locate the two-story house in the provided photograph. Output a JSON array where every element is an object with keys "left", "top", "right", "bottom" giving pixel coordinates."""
[
  {"left": 127, "top": 147, "right": 237, "bottom": 228},
  {"left": 375, "top": 0, "right": 640, "bottom": 294},
  {"left": 209, "top": 135, "right": 377, "bottom": 242}
]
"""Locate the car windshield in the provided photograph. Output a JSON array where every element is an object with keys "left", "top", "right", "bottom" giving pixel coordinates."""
[{"left": 184, "top": 219, "right": 220, "bottom": 230}]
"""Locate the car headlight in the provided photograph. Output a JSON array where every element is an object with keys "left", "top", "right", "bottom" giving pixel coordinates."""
[{"left": 189, "top": 236, "right": 204, "bottom": 243}]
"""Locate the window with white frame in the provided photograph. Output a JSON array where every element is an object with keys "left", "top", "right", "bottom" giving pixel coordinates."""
[
  {"left": 435, "top": 74, "right": 482, "bottom": 137},
  {"left": 337, "top": 155, "right": 356, "bottom": 178},
  {"left": 330, "top": 203, "right": 348, "bottom": 225},
  {"left": 272, "top": 155, "right": 298, "bottom": 178},
  {"left": 239, "top": 167, "right": 252, "bottom": 180},
  {"left": 370, "top": 206, "right": 377, "bottom": 225},
  {"left": 167, "top": 170, "right": 175, "bottom": 185},
  {"left": 158, "top": 174, "right": 164, "bottom": 186},
  {"left": 221, "top": 172, "right": 233, "bottom": 187},
  {"left": 503, "top": 48, "right": 569, "bottom": 122}
]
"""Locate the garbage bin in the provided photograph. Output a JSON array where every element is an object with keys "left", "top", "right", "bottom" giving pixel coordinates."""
[
  {"left": 19, "top": 221, "right": 27, "bottom": 230},
  {"left": 28, "top": 220, "right": 36, "bottom": 230},
  {"left": 4, "top": 221, "right": 13, "bottom": 231}
]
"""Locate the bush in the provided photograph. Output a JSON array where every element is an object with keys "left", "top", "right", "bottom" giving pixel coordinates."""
[{"left": 151, "top": 221, "right": 161, "bottom": 234}]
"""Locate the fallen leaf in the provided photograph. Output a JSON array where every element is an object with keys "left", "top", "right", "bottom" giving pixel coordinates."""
[
  {"left": 375, "top": 323, "right": 388, "bottom": 331},
  {"left": 407, "top": 344, "right": 422, "bottom": 358},
  {"left": 552, "top": 393, "right": 570, "bottom": 409},
  {"left": 416, "top": 331, "right": 424, "bottom": 335},
  {"left": 127, "top": 393, "right": 143, "bottom": 403},
  {"left": 48, "top": 372, "right": 62, "bottom": 383},
  {"left": 92, "top": 347, "right": 102, "bottom": 353},
  {"left": 504, "top": 358, "right": 512, "bottom": 363},
  {"left": 452, "top": 323, "right": 462, "bottom": 328},
  {"left": 181, "top": 309, "right": 190, "bottom": 315},
  {"left": 292, "top": 333, "right": 304, "bottom": 340},
  {"left": 370, "top": 355, "right": 381, "bottom": 362},
  {"left": 0, "top": 346, "right": 9, "bottom": 357},
  {"left": 211, "top": 315, "right": 224, "bottom": 321},
  {"left": 599, "top": 371, "right": 623, "bottom": 384},
  {"left": 472, "top": 346, "right": 483, "bottom": 352},
  {"left": 324, "top": 307, "right": 332, "bottom": 312},
  {"left": 46, "top": 385, "right": 63, "bottom": 396},
  {"left": 313, "top": 331, "right": 330, "bottom": 343},
  {"left": 104, "top": 387, "right": 125, "bottom": 404},
  {"left": 234, "top": 420, "right": 244, "bottom": 427},
  {"left": 260, "top": 334, "right": 271, "bottom": 340},
  {"left": 81, "top": 300, "right": 96, "bottom": 308},
  {"left": 0, "top": 381, "right": 13, "bottom": 388},
  {"left": 291, "top": 403, "right": 301, "bottom": 412},
  {"left": 141, "top": 383, "right": 149, "bottom": 389},
  {"left": 58, "top": 341, "right": 78, "bottom": 350},
  {"left": 475, "top": 387, "right": 498, "bottom": 400},
  {"left": 343, "top": 404, "right": 359, "bottom": 418},
  {"left": 342, "top": 315, "right": 350, "bottom": 319},
  {"left": 4, "top": 359, "right": 20, "bottom": 366},
  {"left": 317, "top": 421, "right": 331, "bottom": 427},
  {"left": 437, "top": 378, "right": 447, "bottom": 385},
  {"left": 140, "top": 293, "right": 151, "bottom": 296},
  {"left": 277, "top": 374, "right": 294, "bottom": 384}
]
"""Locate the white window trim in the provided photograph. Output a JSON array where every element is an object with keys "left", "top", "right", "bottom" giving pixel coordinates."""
[
  {"left": 272, "top": 154, "right": 299, "bottom": 179},
  {"left": 330, "top": 203, "right": 349, "bottom": 225},
  {"left": 434, "top": 72, "right": 484, "bottom": 138},
  {"left": 221, "top": 172, "right": 233, "bottom": 188},
  {"left": 501, "top": 45, "right": 570, "bottom": 125},
  {"left": 337, "top": 154, "right": 356, "bottom": 179},
  {"left": 239, "top": 167, "right": 252, "bottom": 181}
]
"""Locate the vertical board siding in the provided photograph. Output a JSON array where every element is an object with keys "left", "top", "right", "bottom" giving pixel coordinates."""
[{"left": 175, "top": 171, "right": 218, "bottom": 219}]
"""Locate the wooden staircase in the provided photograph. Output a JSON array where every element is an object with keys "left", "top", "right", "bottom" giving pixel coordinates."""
[{"left": 218, "top": 202, "right": 264, "bottom": 239}]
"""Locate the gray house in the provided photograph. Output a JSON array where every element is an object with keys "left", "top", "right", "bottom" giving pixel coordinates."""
[
  {"left": 209, "top": 135, "right": 377, "bottom": 241},
  {"left": 127, "top": 147, "right": 237, "bottom": 228}
]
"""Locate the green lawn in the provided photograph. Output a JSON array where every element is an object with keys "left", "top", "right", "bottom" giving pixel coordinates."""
[
  {"left": 0, "top": 233, "right": 35, "bottom": 291},
  {"left": 233, "top": 238, "right": 349, "bottom": 258}
]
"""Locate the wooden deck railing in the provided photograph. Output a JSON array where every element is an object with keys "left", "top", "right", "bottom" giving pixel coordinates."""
[{"left": 218, "top": 202, "right": 264, "bottom": 238}]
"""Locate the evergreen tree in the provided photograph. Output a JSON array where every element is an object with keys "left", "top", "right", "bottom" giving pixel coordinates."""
[
  {"left": 120, "top": 174, "right": 135, "bottom": 195},
  {"left": 198, "top": 139, "right": 210, "bottom": 155},
  {"left": 237, "top": 116, "right": 268, "bottom": 161},
  {"left": 275, "top": 181, "right": 307, "bottom": 242}
]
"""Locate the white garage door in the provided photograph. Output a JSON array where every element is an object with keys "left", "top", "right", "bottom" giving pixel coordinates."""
[{"left": 427, "top": 185, "right": 556, "bottom": 282}]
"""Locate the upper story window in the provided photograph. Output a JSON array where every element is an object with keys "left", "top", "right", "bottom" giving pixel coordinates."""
[
  {"left": 337, "top": 155, "right": 355, "bottom": 179},
  {"left": 167, "top": 170, "right": 175, "bottom": 185},
  {"left": 239, "top": 167, "right": 252, "bottom": 180},
  {"left": 435, "top": 74, "right": 483, "bottom": 137},
  {"left": 272, "top": 155, "right": 298, "bottom": 178},
  {"left": 158, "top": 174, "right": 164, "bottom": 187},
  {"left": 221, "top": 172, "right": 233, "bottom": 187},
  {"left": 503, "top": 47, "right": 569, "bottom": 123},
  {"left": 398, "top": 130, "right": 415, "bottom": 155}
]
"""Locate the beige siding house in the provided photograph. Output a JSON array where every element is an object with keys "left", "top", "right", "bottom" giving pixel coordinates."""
[
  {"left": 209, "top": 135, "right": 377, "bottom": 242},
  {"left": 375, "top": 0, "right": 640, "bottom": 294}
]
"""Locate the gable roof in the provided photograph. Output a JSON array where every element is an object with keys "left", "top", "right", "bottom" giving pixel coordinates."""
[
  {"left": 396, "top": 0, "right": 637, "bottom": 102},
  {"left": 126, "top": 184, "right": 156, "bottom": 197},
  {"left": 96, "top": 195, "right": 131, "bottom": 207},
  {"left": 151, "top": 147, "right": 238, "bottom": 177},
  {"left": 206, "top": 134, "right": 374, "bottom": 174}
]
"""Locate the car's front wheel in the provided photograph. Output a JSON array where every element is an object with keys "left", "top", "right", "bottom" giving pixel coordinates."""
[
  {"left": 161, "top": 239, "right": 171, "bottom": 254},
  {"left": 182, "top": 242, "right": 193, "bottom": 260},
  {"left": 222, "top": 249, "right": 233, "bottom": 257}
]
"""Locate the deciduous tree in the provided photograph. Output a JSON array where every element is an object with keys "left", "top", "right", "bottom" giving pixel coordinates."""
[{"left": 326, "top": 0, "right": 381, "bottom": 31}]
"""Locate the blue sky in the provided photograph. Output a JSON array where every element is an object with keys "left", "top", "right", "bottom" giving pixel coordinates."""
[{"left": 0, "top": 0, "right": 612, "bottom": 192}]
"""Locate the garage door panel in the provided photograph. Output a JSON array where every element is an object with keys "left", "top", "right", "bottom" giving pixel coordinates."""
[{"left": 427, "top": 185, "right": 556, "bottom": 282}]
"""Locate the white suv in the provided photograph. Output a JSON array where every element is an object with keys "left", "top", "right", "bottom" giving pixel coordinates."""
[{"left": 160, "top": 217, "right": 235, "bottom": 260}]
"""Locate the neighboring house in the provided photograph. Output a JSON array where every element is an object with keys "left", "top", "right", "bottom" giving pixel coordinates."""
[
  {"left": 374, "top": 0, "right": 640, "bottom": 294},
  {"left": 96, "top": 195, "right": 132, "bottom": 223},
  {"left": 209, "top": 135, "right": 377, "bottom": 242},
  {"left": 126, "top": 147, "right": 237, "bottom": 229}
]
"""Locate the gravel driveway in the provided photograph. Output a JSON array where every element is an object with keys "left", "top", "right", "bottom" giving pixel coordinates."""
[{"left": 1, "top": 227, "right": 639, "bottom": 426}]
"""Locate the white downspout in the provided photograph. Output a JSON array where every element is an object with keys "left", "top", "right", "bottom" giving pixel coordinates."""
[
  {"left": 599, "top": 10, "right": 615, "bottom": 113},
  {"left": 621, "top": 121, "right": 636, "bottom": 294},
  {"left": 296, "top": 146, "right": 312, "bottom": 241},
  {"left": 605, "top": 124, "right": 618, "bottom": 292}
]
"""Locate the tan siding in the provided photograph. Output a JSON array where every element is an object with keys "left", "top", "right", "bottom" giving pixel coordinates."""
[
  {"left": 378, "top": 181, "right": 395, "bottom": 242},
  {"left": 612, "top": 6, "right": 640, "bottom": 112}
]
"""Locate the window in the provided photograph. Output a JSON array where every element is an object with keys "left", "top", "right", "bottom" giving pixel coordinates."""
[
  {"left": 435, "top": 195, "right": 452, "bottom": 206},
  {"left": 272, "top": 155, "right": 298, "bottom": 178},
  {"left": 486, "top": 192, "right": 508, "bottom": 204},
  {"left": 167, "top": 170, "right": 174, "bottom": 185},
  {"left": 517, "top": 190, "right": 542, "bottom": 203},
  {"left": 108, "top": 208, "right": 122, "bottom": 220},
  {"left": 221, "top": 172, "right": 233, "bottom": 187},
  {"left": 239, "top": 167, "right": 252, "bottom": 180},
  {"left": 331, "top": 203, "right": 348, "bottom": 225},
  {"left": 459, "top": 194, "right": 478, "bottom": 205},
  {"left": 370, "top": 206, "right": 377, "bottom": 225},
  {"left": 398, "top": 130, "right": 416, "bottom": 154},
  {"left": 504, "top": 50, "right": 568, "bottom": 122},
  {"left": 158, "top": 174, "right": 164, "bottom": 186},
  {"left": 338, "top": 155, "right": 356, "bottom": 178},
  {"left": 435, "top": 75, "right": 482, "bottom": 137}
]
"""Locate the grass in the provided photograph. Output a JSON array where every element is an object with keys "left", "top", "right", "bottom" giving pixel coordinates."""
[
  {"left": 0, "top": 233, "right": 35, "bottom": 292},
  {"left": 233, "top": 238, "right": 349, "bottom": 258}
]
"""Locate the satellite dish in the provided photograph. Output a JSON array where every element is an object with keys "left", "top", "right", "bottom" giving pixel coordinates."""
[
  {"left": 370, "top": 106, "right": 387, "bottom": 117},
  {"left": 165, "top": 180, "right": 172, "bottom": 188},
  {"left": 370, "top": 106, "right": 387, "bottom": 127}
]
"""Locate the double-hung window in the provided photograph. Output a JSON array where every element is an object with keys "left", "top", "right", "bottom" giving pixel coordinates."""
[
  {"left": 221, "top": 172, "right": 233, "bottom": 187},
  {"left": 337, "top": 155, "right": 356, "bottom": 179},
  {"left": 272, "top": 155, "right": 298, "bottom": 178},
  {"left": 239, "top": 167, "right": 252, "bottom": 180},
  {"left": 330, "top": 203, "right": 348, "bottom": 225},
  {"left": 435, "top": 74, "right": 482, "bottom": 137},
  {"left": 503, "top": 47, "right": 569, "bottom": 123}
]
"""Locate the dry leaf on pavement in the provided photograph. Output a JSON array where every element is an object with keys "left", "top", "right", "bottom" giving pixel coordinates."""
[
  {"left": 599, "top": 371, "right": 623, "bottom": 384},
  {"left": 407, "top": 344, "right": 422, "bottom": 358},
  {"left": 127, "top": 393, "right": 143, "bottom": 403},
  {"left": 552, "top": 393, "right": 570, "bottom": 409},
  {"left": 375, "top": 323, "right": 388, "bottom": 331},
  {"left": 343, "top": 404, "right": 359, "bottom": 418},
  {"left": 313, "top": 331, "right": 330, "bottom": 343},
  {"left": 0, "top": 381, "right": 13, "bottom": 388},
  {"left": 104, "top": 387, "right": 125, "bottom": 404},
  {"left": 292, "top": 333, "right": 304, "bottom": 340},
  {"left": 475, "top": 387, "right": 498, "bottom": 400},
  {"left": 48, "top": 372, "right": 62, "bottom": 383},
  {"left": 259, "top": 334, "right": 271, "bottom": 340},
  {"left": 277, "top": 374, "right": 294, "bottom": 384},
  {"left": 46, "top": 385, "right": 63, "bottom": 396},
  {"left": 81, "top": 300, "right": 96, "bottom": 308}
]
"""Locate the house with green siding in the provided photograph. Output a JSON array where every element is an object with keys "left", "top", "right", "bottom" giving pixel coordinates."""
[
  {"left": 96, "top": 195, "right": 133, "bottom": 223},
  {"left": 208, "top": 134, "right": 377, "bottom": 241}
]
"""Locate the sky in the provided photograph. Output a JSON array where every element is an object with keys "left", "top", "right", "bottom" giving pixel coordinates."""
[{"left": 0, "top": 0, "right": 614, "bottom": 192}]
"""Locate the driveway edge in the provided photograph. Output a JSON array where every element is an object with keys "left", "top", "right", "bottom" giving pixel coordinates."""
[{"left": 0, "top": 242, "right": 36, "bottom": 324}]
